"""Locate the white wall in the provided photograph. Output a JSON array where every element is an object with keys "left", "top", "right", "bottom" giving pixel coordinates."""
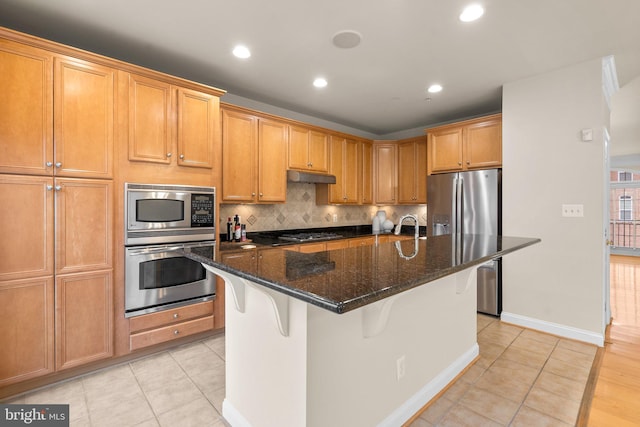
[{"left": 501, "top": 58, "right": 608, "bottom": 343}]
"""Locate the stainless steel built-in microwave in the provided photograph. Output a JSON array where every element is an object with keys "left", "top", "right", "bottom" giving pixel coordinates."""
[{"left": 125, "top": 183, "right": 216, "bottom": 245}]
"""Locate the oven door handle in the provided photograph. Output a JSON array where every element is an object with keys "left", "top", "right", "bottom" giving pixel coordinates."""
[{"left": 127, "top": 245, "right": 184, "bottom": 255}]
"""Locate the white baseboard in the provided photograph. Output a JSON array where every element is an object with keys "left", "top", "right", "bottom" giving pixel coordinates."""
[
  {"left": 377, "top": 344, "right": 480, "bottom": 427},
  {"left": 501, "top": 312, "right": 604, "bottom": 347},
  {"left": 222, "top": 399, "right": 252, "bottom": 427}
]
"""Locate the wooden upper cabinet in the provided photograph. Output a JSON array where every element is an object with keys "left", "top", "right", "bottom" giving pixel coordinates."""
[
  {"left": 176, "top": 87, "right": 218, "bottom": 168},
  {"left": 374, "top": 143, "right": 397, "bottom": 204},
  {"left": 257, "top": 118, "right": 288, "bottom": 203},
  {"left": 222, "top": 108, "right": 257, "bottom": 202},
  {"left": 361, "top": 141, "right": 373, "bottom": 204},
  {"left": 127, "top": 73, "right": 172, "bottom": 164},
  {"left": 427, "top": 127, "right": 463, "bottom": 174},
  {"left": 0, "top": 175, "right": 54, "bottom": 282},
  {"left": 288, "top": 125, "right": 328, "bottom": 172},
  {"left": 54, "top": 57, "right": 114, "bottom": 179},
  {"left": 397, "top": 137, "right": 427, "bottom": 204},
  {"left": 221, "top": 107, "right": 287, "bottom": 203},
  {"left": 318, "top": 136, "right": 360, "bottom": 204},
  {"left": 427, "top": 114, "right": 502, "bottom": 174},
  {"left": 127, "top": 73, "right": 221, "bottom": 169},
  {"left": 0, "top": 40, "right": 53, "bottom": 176},
  {"left": 464, "top": 116, "right": 502, "bottom": 170}
]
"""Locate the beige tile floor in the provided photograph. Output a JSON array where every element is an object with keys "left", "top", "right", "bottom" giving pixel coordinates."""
[
  {"left": 4, "top": 315, "right": 596, "bottom": 427},
  {"left": 409, "top": 315, "right": 597, "bottom": 427}
]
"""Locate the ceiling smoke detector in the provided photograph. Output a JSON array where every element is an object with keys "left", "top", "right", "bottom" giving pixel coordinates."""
[{"left": 332, "top": 30, "right": 362, "bottom": 49}]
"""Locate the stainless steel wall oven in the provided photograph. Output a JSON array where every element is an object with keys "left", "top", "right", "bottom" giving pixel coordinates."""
[{"left": 124, "top": 183, "right": 216, "bottom": 317}]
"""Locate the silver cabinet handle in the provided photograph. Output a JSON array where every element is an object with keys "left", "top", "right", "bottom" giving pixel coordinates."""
[
  {"left": 46, "top": 161, "right": 53, "bottom": 167},
  {"left": 55, "top": 162, "right": 62, "bottom": 168},
  {"left": 54, "top": 185, "right": 62, "bottom": 191},
  {"left": 167, "top": 152, "right": 172, "bottom": 157},
  {"left": 174, "top": 330, "right": 180, "bottom": 335},
  {"left": 46, "top": 185, "right": 53, "bottom": 191},
  {"left": 179, "top": 154, "right": 185, "bottom": 159},
  {"left": 173, "top": 313, "right": 179, "bottom": 319}
]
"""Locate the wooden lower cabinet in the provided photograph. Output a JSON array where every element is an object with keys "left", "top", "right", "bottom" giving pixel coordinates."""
[
  {"left": 0, "top": 277, "right": 55, "bottom": 387},
  {"left": 129, "top": 301, "right": 215, "bottom": 351},
  {"left": 55, "top": 270, "right": 113, "bottom": 370}
]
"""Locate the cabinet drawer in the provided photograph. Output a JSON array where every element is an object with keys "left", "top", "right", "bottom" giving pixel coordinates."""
[
  {"left": 130, "top": 315, "right": 214, "bottom": 351},
  {"left": 129, "top": 300, "right": 213, "bottom": 333}
]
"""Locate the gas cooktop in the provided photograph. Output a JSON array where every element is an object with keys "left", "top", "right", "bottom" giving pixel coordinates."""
[{"left": 277, "top": 232, "right": 343, "bottom": 243}]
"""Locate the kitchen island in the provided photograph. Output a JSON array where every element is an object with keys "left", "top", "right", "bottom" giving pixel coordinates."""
[{"left": 183, "top": 234, "right": 539, "bottom": 427}]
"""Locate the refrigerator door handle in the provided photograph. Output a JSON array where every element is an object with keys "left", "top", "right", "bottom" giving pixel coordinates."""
[{"left": 455, "top": 176, "right": 463, "bottom": 235}]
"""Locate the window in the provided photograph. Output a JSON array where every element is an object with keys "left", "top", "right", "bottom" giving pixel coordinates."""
[
  {"left": 618, "top": 171, "right": 632, "bottom": 181},
  {"left": 619, "top": 195, "right": 632, "bottom": 221}
]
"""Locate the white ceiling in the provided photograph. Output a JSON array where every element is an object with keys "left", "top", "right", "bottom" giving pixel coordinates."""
[{"left": 1, "top": 0, "right": 639, "bottom": 137}]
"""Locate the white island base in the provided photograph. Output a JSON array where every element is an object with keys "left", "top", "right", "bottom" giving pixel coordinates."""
[{"left": 207, "top": 265, "right": 480, "bottom": 427}]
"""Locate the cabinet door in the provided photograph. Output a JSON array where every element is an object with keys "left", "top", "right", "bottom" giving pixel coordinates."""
[
  {"left": 258, "top": 119, "right": 288, "bottom": 202},
  {"left": 374, "top": 144, "right": 397, "bottom": 204},
  {"left": 222, "top": 109, "right": 257, "bottom": 202},
  {"left": 127, "top": 73, "right": 172, "bottom": 164},
  {"left": 176, "top": 87, "right": 217, "bottom": 168},
  {"left": 343, "top": 138, "right": 359, "bottom": 203},
  {"left": 397, "top": 141, "right": 417, "bottom": 204},
  {"left": 55, "top": 178, "right": 112, "bottom": 274},
  {"left": 55, "top": 270, "right": 113, "bottom": 370},
  {"left": 54, "top": 57, "right": 114, "bottom": 178},
  {"left": 415, "top": 139, "right": 427, "bottom": 203},
  {"left": 0, "top": 40, "right": 53, "bottom": 176},
  {"left": 427, "top": 127, "right": 463, "bottom": 174},
  {"left": 288, "top": 125, "right": 310, "bottom": 170},
  {"left": 0, "top": 277, "right": 54, "bottom": 386},
  {"left": 361, "top": 141, "right": 373, "bottom": 204},
  {"left": 0, "top": 175, "right": 54, "bottom": 281},
  {"left": 308, "top": 130, "right": 328, "bottom": 172},
  {"left": 328, "top": 136, "right": 345, "bottom": 203},
  {"left": 464, "top": 118, "right": 502, "bottom": 170}
]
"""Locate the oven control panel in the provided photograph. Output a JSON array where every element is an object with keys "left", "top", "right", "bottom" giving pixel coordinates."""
[{"left": 191, "top": 194, "right": 214, "bottom": 227}]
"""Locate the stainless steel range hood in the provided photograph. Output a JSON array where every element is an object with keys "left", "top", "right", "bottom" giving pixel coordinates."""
[{"left": 287, "top": 170, "right": 336, "bottom": 184}]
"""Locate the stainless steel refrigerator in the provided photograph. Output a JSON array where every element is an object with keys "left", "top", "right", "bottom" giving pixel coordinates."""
[{"left": 427, "top": 169, "right": 502, "bottom": 315}]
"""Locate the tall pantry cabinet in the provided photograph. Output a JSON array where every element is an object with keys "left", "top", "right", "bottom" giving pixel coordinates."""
[{"left": 0, "top": 37, "right": 113, "bottom": 385}]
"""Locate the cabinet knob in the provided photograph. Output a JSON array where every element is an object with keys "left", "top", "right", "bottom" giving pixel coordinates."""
[
  {"left": 458, "top": 162, "right": 462, "bottom": 166},
  {"left": 259, "top": 193, "right": 263, "bottom": 197},
  {"left": 173, "top": 313, "right": 179, "bottom": 319},
  {"left": 466, "top": 161, "right": 470, "bottom": 165},
  {"left": 46, "top": 185, "right": 53, "bottom": 191},
  {"left": 55, "top": 162, "right": 62, "bottom": 168},
  {"left": 174, "top": 330, "right": 180, "bottom": 335},
  {"left": 179, "top": 154, "right": 185, "bottom": 159},
  {"left": 167, "top": 152, "right": 172, "bottom": 158},
  {"left": 46, "top": 161, "right": 53, "bottom": 167},
  {"left": 54, "top": 185, "right": 62, "bottom": 191},
  {"left": 252, "top": 192, "right": 256, "bottom": 196}
]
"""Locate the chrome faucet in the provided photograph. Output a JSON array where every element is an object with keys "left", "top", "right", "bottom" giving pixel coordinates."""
[{"left": 394, "top": 214, "right": 419, "bottom": 239}]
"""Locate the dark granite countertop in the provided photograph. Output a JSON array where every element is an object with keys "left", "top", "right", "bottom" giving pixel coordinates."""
[{"left": 184, "top": 234, "right": 540, "bottom": 314}]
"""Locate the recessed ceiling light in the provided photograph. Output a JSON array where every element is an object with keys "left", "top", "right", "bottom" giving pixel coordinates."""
[
  {"left": 232, "top": 45, "right": 251, "bottom": 59},
  {"left": 427, "top": 84, "right": 443, "bottom": 93},
  {"left": 313, "top": 78, "right": 328, "bottom": 88},
  {"left": 332, "top": 30, "right": 362, "bottom": 49},
  {"left": 459, "top": 4, "right": 484, "bottom": 22}
]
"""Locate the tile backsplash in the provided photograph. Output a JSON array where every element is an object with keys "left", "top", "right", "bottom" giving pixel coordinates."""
[{"left": 219, "top": 183, "right": 427, "bottom": 233}]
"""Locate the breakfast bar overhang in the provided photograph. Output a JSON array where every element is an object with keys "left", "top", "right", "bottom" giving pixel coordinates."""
[{"left": 183, "top": 235, "right": 540, "bottom": 427}]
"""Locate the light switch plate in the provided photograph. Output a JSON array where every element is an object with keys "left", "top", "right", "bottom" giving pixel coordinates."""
[{"left": 562, "top": 204, "right": 584, "bottom": 217}]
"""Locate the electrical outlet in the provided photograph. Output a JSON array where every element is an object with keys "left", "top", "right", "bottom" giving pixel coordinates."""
[
  {"left": 332, "top": 214, "right": 338, "bottom": 223},
  {"left": 396, "top": 356, "right": 406, "bottom": 381},
  {"left": 562, "top": 204, "right": 584, "bottom": 217}
]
